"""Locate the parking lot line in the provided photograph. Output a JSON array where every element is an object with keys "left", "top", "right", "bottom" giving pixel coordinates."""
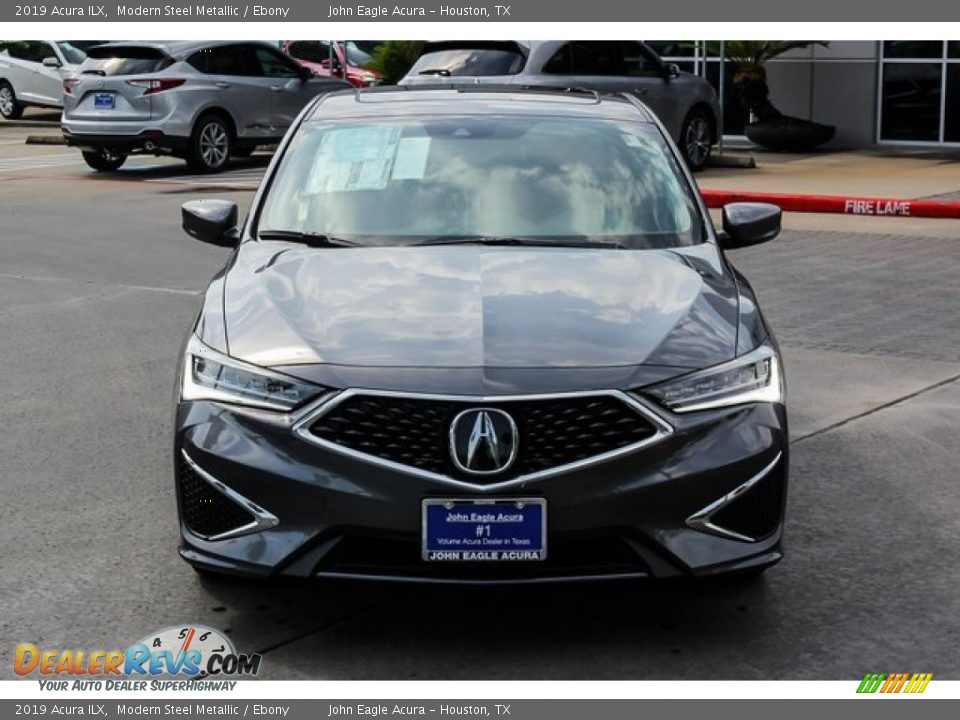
[{"left": 0, "top": 153, "right": 84, "bottom": 173}]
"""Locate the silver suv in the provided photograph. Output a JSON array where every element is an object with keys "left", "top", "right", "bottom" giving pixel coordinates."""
[
  {"left": 61, "top": 41, "right": 350, "bottom": 173},
  {"left": 401, "top": 41, "right": 721, "bottom": 170},
  {"left": 0, "top": 41, "right": 94, "bottom": 119}
]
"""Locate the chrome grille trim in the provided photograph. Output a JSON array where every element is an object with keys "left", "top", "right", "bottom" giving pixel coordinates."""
[{"left": 291, "top": 388, "right": 674, "bottom": 492}]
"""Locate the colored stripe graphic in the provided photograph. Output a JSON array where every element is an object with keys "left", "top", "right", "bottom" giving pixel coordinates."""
[
  {"left": 906, "top": 673, "right": 934, "bottom": 693},
  {"left": 857, "top": 673, "right": 885, "bottom": 693},
  {"left": 857, "top": 672, "right": 932, "bottom": 693}
]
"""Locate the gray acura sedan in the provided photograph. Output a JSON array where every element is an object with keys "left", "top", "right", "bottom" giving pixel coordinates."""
[
  {"left": 175, "top": 86, "right": 788, "bottom": 583},
  {"left": 400, "top": 41, "right": 721, "bottom": 171}
]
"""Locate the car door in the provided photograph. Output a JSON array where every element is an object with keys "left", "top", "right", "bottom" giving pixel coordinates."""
[
  {"left": 537, "top": 41, "right": 682, "bottom": 133},
  {"left": 193, "top": 44, "right": 274, "bottom": 140},
  {"left": 30, "top": 41, "right": 66, "bottom": 106},
  {"left": 252, "top": 45, "right": 313, "bottom": 135},
  {"left": 3, "top": 41, "right": 62, "bottom": 106}
]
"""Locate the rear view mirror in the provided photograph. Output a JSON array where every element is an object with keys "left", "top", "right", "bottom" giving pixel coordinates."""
[
  {"left": 181, "top": 199, "right": 239, "bottom": 247},
  {"left": 42, "top": 56, "right": 62, "bottom": 68},
  {"left": 719, "top": 203, "right": 781, "bottom": 249},
  {"left": 664, "top": 62, "right": 681, "bottom": 80}
]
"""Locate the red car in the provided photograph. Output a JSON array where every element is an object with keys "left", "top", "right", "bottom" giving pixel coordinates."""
[{"left": 282, "top": 41, "right": 383, "bottom": 87}]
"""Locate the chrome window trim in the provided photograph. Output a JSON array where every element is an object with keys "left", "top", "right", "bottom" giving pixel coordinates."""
[
  {"left": 685, "top": 452, "right": 783, "bottom": 542},
  {"left": 291, "top": 388, "right": 674, "bottom": 492},
  {"left": 180, "top": 450, "right": 280, "bottom": 541}
]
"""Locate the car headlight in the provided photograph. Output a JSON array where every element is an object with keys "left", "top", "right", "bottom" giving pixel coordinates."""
[
  {"left": 643, "top": 343, "right": 783, "bottom": 413},
  {"left": 181, "top": 336, "right": 323, "bottom": 412}
]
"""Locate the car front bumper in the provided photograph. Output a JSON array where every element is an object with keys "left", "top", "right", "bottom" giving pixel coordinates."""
[{"left": 174, "top": 394, "right": 788, "bottom": 584}]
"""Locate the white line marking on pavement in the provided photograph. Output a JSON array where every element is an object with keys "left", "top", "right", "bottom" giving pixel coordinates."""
[{"left": 0, "top": 272, "right": 202, "bottom": 296}]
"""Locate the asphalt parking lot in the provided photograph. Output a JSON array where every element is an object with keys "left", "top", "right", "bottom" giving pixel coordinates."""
[{"left": 1, "top": 122, "right": 959, "bottom": 680}]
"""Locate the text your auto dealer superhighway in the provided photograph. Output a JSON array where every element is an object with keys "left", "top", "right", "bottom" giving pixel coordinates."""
[{"left": 116, "top": 5, "right": 290, "bottom": 17}]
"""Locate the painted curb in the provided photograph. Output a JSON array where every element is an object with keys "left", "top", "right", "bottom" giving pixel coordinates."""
[
  {"left": 700, "top": 189, "right": 960, "bottom": 219},
  {"left": 25, "top": 135, "right": 65, "bottom": 145}
]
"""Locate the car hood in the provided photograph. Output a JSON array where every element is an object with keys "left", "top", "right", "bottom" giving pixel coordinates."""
[{"left": 222, "top": 243, "right": 739, "bottom": 370}]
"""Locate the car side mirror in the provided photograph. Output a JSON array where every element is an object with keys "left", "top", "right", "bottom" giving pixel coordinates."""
[
  {"left": 297, "top": 64, "right": 314, "bottom": 80},
  {"left": 719, "top": 202, "right": 781, "bottom": 249},
  {"left": 664, "top": 62, "right": 681, "bottom": 80},
  {"left": 42, "top": 56, "right": 62, "bottom": 68},
  {"left": 181, "top": 199, "right": 240, "bottom": 247}
]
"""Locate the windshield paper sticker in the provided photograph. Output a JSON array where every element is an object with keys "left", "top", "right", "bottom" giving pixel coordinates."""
[
  {"left": 307, "top": 126, "right": 402, "bottom": 193},
  {"left": 391, "top": 137, "right": 431, "bottom": 179}
]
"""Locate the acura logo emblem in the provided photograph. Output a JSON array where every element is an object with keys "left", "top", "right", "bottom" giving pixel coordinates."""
[{"left": 449, "top": 408, "right": 519, "bottom": 475}]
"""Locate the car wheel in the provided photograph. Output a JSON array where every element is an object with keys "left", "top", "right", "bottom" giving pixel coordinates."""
[
  {"left": 680, "top": 109, "right": 713, "bottom": 171},
  {"left": 0, "top": 81, "right": 24, "bottom": 120},
  {"left": 81, "top": 149, "right": 127, "bottom": 172},
  {"left": 188, "top": 115, "right": 232, "bottom": 173}
]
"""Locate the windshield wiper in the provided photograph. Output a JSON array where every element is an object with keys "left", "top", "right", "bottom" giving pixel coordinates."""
[
  {"left": 257, "top": 230, "right": 359, "bottom": 247},
  {"left": 415, "top": 236, "right": 628, "bottom": 249},
  {"left": 417, "top": 68, "right": 452, "bottom": 76}
]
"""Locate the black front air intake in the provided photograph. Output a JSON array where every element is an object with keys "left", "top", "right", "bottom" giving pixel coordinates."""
[
  {"left": 176, "top": 456, "right": 254, "bottom": 538},
  {"left": 710, "top": 460, "right": 786, "bottom": 540}
]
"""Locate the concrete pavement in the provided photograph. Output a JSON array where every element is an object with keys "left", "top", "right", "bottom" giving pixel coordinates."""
[{"left": 699, "top": 149, "right": 960, "bottom": 200}]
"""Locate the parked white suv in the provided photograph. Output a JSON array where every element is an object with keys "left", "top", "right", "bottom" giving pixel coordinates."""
[
  {"left": 61, "top": 41, "right": 350, "bottom": 173},
  {"left": 0, "top": 41, "right": 94, "bottom": 119}
]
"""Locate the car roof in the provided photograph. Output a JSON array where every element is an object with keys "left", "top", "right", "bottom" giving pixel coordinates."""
[
  {"left": 85, "top": 40, "right": 279, "bottom": 58},
  {"left": 305, "top": 86, "right": 657, "bottom": 123}
]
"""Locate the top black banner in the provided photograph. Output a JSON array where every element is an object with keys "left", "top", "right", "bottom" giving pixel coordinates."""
[{"left": 6, "top": 0, "right": 960, "bottom": 22}]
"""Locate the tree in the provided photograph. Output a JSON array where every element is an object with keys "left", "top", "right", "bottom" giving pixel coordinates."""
[
  {"left": 705, "top": 41, "right": 828, "bottom": 122},
  {"left": 364, "top": 41, "right": 425, "bottom": 85}
]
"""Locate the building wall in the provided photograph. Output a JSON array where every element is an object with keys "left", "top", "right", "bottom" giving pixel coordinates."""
[{"left": 765, "top": 42, "right": 880, "bottom": 149}]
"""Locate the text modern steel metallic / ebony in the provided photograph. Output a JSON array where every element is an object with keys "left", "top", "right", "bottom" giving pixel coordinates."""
[{"left": 174, "top": 85, "right": 788, "bottom": 583}]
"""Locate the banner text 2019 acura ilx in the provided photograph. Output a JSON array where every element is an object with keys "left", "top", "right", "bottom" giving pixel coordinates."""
[{"left": 174, "top": 86, "right": 788, "bottom": 583}]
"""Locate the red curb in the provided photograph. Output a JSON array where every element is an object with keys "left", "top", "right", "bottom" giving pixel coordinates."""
[{"left": 700, "top": 189, "right": 960, "bottom": 219}]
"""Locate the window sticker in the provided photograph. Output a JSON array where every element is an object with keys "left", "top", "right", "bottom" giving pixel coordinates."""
[
  {"left": 306, "top": 126, "right": 402, "bottom": 193},
  {"left": 391, "top": 137, "right": 431, "bottom": 179}
]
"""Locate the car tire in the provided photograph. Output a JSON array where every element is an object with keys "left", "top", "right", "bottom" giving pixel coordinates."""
[
  {"left": 0, "top": 81, "right": 24, "bottom": 120},
  {"left": 188, "top": 115, "right": 233, "bottom": 174},
  {"left": 81, "top": 149, "right": 127, "bottom": 172},
  {"left": 680, "top": 108, "right": 714, "bottom": 172}
]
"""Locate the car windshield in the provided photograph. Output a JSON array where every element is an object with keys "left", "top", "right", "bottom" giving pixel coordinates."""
[
  {"left": 57, "top": 42, "right": 90, "bottom": 64},
  {"left": 259, "top": 115, "right": 703, "bottom": 249},
  {"left": 83, "top": 45, "right": 170, "bottom": 76},
  {"left": 344, "top": 41, "right": 377, "bottom": 67},
  {"left": 409, "top": 48, "right": 525, "bottom": 76}
]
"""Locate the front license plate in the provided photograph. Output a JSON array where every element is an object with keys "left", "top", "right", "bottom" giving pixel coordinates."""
[
  {"left": 422, "top": 498, "right": 547, "bottom": 561},
  {"left": 93, "top": 93, "right": 115, "bottom": 109}
]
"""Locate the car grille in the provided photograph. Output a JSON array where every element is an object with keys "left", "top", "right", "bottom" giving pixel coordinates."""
[
  {"left": 710, "top": 461, "right": 786, "bottom": 540},
  {"left": 176, "top": 456, "right": 254, "bottom": 538},
  {"left": 307, "top": 392, "right": 662, "bottom": 484}
]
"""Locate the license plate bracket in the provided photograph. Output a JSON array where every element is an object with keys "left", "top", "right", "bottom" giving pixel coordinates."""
[{"left": 422, "top": 498, "right": 547, "bottom": 562}]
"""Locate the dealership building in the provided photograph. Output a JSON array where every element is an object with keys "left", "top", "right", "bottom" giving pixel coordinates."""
[{"left": 648, "top": 41, "right": 960, "bottom": 149}]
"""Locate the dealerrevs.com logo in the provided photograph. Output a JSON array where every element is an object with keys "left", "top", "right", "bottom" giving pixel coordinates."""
[{"left": 15, "top": 625, "right": 261, "bottom": 683}]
